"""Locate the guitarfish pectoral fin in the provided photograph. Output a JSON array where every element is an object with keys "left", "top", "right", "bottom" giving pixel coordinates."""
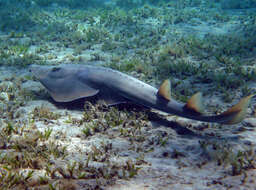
[
  {"left": 48, "top": 80, "right": 99, "bottom": 102},
  {"left": 218, "top": 94, "right": 254, "bottom": 125},
  {"left": 183, "top": 92, "right": 204, "bottom": 115},
  {"left": 157, "top": 79, "right": 171, "bottom": 101}
]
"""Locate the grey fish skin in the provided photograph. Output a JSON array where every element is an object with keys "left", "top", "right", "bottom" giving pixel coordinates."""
[{"left": 29, "top": 64, "right": 253, "bottom": 124}]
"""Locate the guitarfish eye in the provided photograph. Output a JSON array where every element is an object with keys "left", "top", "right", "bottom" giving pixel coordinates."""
[{"left": 52, "top": 67, "right": 61, "bottom": 72}]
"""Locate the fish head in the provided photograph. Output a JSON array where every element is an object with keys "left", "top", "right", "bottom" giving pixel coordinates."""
[
  {"left": 29, "top": 64, "right": 79, "bottom": 81},
  {"left": 29, "top": 64, "right": 99, "bottom": 102},
  {"left": 29, "top": 64, "right": 81, "bottom": 95}
]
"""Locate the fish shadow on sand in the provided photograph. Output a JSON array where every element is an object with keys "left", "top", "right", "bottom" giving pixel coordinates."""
[
  {"left": 148, "top": 111, "right": 240, "bottom": 142},
  {"left": 48, "top": 96, "right": 240, "bottom": 142},
  {"left": 48, "top": 95, "right": 197, "bottom": 135}
]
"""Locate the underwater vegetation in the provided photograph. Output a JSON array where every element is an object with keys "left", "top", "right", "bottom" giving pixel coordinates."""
[
  {"left": 1, "top": 91, "right": 256, "bottom": 189},
  {"left": 0, "top": 0, "right": 256, "bottom": 96},
  {"left": 0, "top": 99, "right": 149, "bottom": 189},
  {"left": 199, "top": 139, "right": 256, "bottom": 176},
  {"left": 1, "top": 0, "right": 256, "bottom": 188},
  {"left": 221, "top": 0, "right": 256, "bottom": 9}
]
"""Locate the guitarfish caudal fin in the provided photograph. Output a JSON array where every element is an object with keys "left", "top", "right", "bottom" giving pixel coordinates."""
[
  {"left": 182, "top": 93, "right": 254, "bottom": 124},
  {"left": 218, "top": 94, "right": 254, "bottom": 124},
  {"left": 184, "top": 93, "right": 254, "bottom": 124},
  {"left": 157, "top": 79, "right": 254, "bottom": 124}
]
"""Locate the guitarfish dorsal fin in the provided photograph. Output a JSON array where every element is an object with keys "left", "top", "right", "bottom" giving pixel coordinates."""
[
  {"left": 184, "top": 92, "right": 204, "bottom": 115},
  {"left": 157, "top": 79, "right": 171, "bottom": 101}
]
